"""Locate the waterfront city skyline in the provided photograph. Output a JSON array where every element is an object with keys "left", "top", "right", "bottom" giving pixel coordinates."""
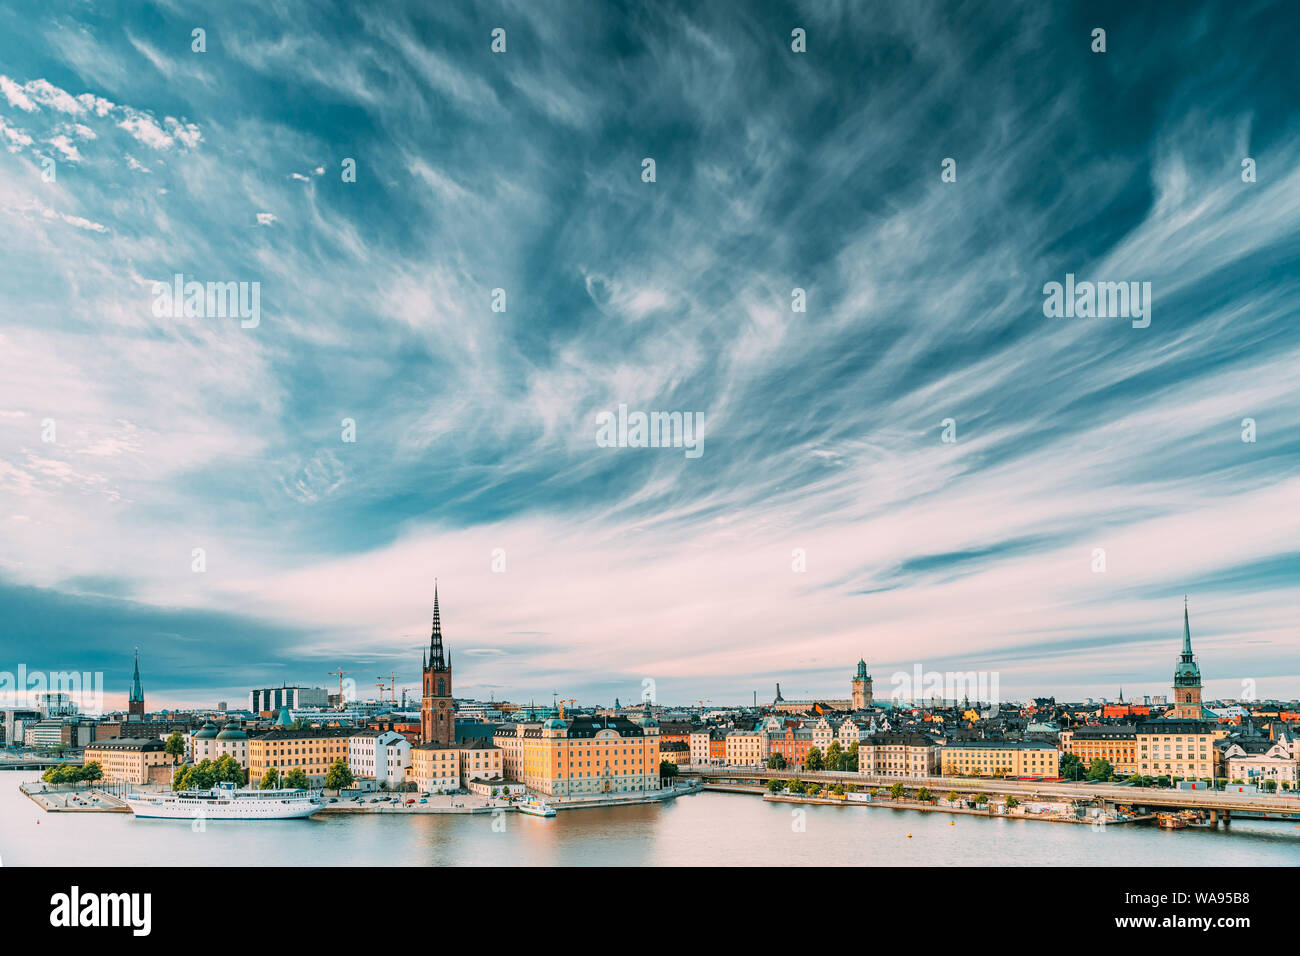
[{"left": 2, "top": 1, "right": 1299, "bottom": 711}]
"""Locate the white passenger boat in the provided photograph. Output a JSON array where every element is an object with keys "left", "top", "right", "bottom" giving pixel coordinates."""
[
  {"left": 126, "top": 781, "right": 321, "bottom": 820},
  {"left": 516, "top": 797, "right": 557, "bottom": 817}
]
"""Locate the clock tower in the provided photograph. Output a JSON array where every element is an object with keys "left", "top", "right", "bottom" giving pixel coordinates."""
[{"left": 420, "top": 584, "right": 454, "bottom": 746}]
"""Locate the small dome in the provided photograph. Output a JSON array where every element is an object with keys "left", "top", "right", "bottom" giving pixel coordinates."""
[
  {"left": 192, "top": 722, "right": 219, "bottom": 740},
  {"left": 543, "top": 718, "right": 566, "bottom": 730},
  {"left": 216, "top": 724, "right": 247, "bottom": 740}
]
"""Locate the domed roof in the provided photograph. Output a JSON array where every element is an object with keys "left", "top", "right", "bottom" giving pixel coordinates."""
[
  {"left": 543, "top": 717, "right": 566, "bottom": 730},
  {"left": 216, "top": 724, "right": 248, "bottom": 740},
  {"left": 192, "top": 721, "right": 219, "bottom": 739}
]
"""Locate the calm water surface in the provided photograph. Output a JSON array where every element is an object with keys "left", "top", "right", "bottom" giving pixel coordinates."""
[{"left": 3, "top": 772, "right": 1298, "bottom": 866}]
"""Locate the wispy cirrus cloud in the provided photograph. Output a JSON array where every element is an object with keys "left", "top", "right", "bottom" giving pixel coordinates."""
[{"left": 0, "top": 0, "right": 1297, "bottom": 709}]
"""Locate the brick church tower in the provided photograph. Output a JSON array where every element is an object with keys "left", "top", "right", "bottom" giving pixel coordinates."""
[
  {"left": 1171, "top": 596, "right": 1203, "bottom": 720},
  {"left": 420, "top": 585, "right": 454, "bottom": 746}
]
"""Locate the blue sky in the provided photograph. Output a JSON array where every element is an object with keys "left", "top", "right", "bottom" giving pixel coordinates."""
[{"left": 0, "top": 0, "right": 1297, "bottom": 711}]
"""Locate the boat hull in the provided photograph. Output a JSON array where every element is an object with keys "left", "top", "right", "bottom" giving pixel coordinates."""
[{"left": 127, "top": 797, "right": 320, "bottom": 820}]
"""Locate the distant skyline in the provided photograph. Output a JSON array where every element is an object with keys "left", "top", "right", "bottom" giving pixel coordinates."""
[{"left": 2, "top": 2, "right": 1298, "bottom": 710}]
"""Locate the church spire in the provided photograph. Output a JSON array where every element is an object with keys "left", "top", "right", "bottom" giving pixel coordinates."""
[
  {"left": 129, "top": 646, "right": 143, "bottom": 703},
  {"left": 1181, "top": 594, "right": 1193, "bottom": 657},
  {"left": 428, "top": 581, "right": 446, "bottom": 670}
]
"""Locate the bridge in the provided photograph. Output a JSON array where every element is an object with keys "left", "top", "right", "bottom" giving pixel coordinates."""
[
  {"left": 682, "top": 765, "right": 1300, "bottom": 821},
  {"left": 0, "top": 755, "right": 82, "bottom": 771}
]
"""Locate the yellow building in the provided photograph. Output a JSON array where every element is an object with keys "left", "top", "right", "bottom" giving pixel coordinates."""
[
  {"left": 411, "top": 743, "right": 460, "bottom": 792},
  {"left": 248, "top": 728, "right": 352, "bottom": 787},
  {"left": 723, "top": 729, "right": 767, "bottom": 766},
  {"left": 493, "top": 710, "right": 660, "bottom": 796},
  {"left": 84, "top": 738, "right": 172, "bottom": 786},
  {"left": 1136, "top": 720, "right": 1225, "bottom": 779},
  {"left": 940, "top": 740, "right": 1059, "bottom": 778},
  {"left": 1064, "top": 725, "right": 1138, "bottom": 775}
]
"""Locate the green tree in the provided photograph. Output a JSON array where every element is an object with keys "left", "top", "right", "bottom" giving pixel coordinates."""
[
  {"left": 846, "top": 741, "right": 860, "bottom": 772},
  {"left": 804, "top": 747, "right": 824, "bottom": 772},
  {"left": 830, "top": 782, "right": 845, "bottom": 796},
  {"left": 889, "top": 781, "right": 906, "bottom": 800},
  {"left": 259, "top": 767, "right": 280, "bottom": 790},
  {"left": 766, "top": 752, "right": 787, "bottom": 771},
  {"left": 212, "top": 754, "right": 246, "bottom": 786},
  {"left": 766, "top": 778, "right": 783, "bottom": 793},
  {"left": 1086, "top": 758, "right": 1114, "bottom": 782},
  {"left": 974, "top": 793, "right": 988, "bottom": 805},
  {"left": 324, "top": 758, "right": 354, "bottom": 791},
  {"left": 1005, "top": 796, "right": 1020, "bottom": 809},
  {"left": 917, "top": 787, "right": 932, "bottom": 802},
  {"left": 807, "top": 782, "right": 822, "bottom": 796},
  {"left": 163, "top": 731, "right": 185, "bottom": 763},
  {"left": 1059, "top": 752, "right": 1082, "bottom": 780},
  {"left": 825, "top": 741, "right": 844, "bottom": 772},
  {"left": 947, "top": 790, "right": 959, "bottom": 803},
  {"left": 788, "top": 778, "right": 806, "bottom": 794},
  {"left": 284, "top": 768, "right": 310, "bottom": 790}
]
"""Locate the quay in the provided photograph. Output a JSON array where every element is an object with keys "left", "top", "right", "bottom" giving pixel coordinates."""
[{"left": 686, "top": 766, "right": 1300, "bottom": 829}]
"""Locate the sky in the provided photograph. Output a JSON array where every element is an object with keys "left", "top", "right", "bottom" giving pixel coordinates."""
[{"left": 0, "top": 0, "right": 1297, "bottom": 713}]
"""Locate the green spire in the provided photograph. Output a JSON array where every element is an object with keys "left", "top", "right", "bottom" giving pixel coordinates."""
[
  {"left": 1174, "top": 595, "right": 1201, "bottom": 687},
  {"left": 129, "top": 647, "right": 143, "bottom": 703}
]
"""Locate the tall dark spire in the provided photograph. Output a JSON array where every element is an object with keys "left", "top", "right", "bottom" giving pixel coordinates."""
[
  {"left": 129, "top": 646, "right": 143, "bottom": 703},
  {"left": 428, "top": 582, "right": 446, "bottom": 670}
]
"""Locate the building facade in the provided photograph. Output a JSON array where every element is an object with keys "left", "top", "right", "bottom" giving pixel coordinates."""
[
  {"left": 860, "top": 732, "right": 938, "bottom": 778},
  {"left": 1136, "top": 720, "right": 1224, "bottom": 779},
  {"left": 84, "top": 738, "right": 170, "bottom": 785},
  {"left": 939, "top": 740, "right": 1060, "bottom": 778},
  {"left": 248, "top": 728, "right": 352, "bottom": 787},
  {"left": 493, "top": 709, "right": 660, "bottom": 796},
  {"left": 348, "top": 729, "right": 412, "bottom": 787},
  {"left": 1065, "top": 725, "right": 1138, "bottom": 776}
]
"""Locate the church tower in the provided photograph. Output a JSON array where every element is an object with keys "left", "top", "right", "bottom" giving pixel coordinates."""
[
  {"left": 420, "top": 585, "right": 454, "bottom": 746},
  {"left": 1171, "top": 597, "right": 1203, "bottom": 720},
  {"left": 128, "top": 647, "right": 145, "bottom": 718},
  {"left": 851, "top": 658, "right": 873, "bottom": 710}
]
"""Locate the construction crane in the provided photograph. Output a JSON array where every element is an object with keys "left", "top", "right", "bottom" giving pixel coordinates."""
[
  {"left": 377, "top": 673, "right": 400, "bottom": 704},
  {"left": 327, "top": 668, "right": 354, "bottom": 707},
  {"left": 558, "top": 698, "right": 578, "bottom": 720},
  {"left": 697, "top": 698, "right": 711, "bottom": 711}
]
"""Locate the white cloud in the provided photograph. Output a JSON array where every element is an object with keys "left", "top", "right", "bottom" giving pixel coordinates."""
[
  {"left": 0, "top": 75, "right": 37, "bottom": 111},
  {"left": 256, "top": 212, "right": 276, "bottom": 226}
]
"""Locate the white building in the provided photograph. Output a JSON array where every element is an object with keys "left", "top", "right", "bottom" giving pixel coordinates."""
[
  {"left": 1224, "top": 733, "right": 1298, "bottom": 788},
  {"left": 348, "top": 729, "right": 411, "bottom": 788},
  {"left": 190, "top": 720, "right": 251, "bottom": 768}
]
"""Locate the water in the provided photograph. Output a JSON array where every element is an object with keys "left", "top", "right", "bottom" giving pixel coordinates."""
[{"left": 3, "top": 772, "right": 1298, "bottom": 866}]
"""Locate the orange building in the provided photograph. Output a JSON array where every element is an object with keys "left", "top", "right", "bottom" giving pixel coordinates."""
[
  {"left": 493, "top": 707, "right": 661, "bottom": 796},
  {"left": 1065, "top": 725, "right": 1138, "bottom": 775}
]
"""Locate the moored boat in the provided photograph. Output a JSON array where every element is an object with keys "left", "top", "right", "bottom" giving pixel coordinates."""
[
  {"left": 126, "top": 781, "right": 321, "bottom": 820},
  {"left": 517, "top": 797, "right": 557, "bottom": 817}
]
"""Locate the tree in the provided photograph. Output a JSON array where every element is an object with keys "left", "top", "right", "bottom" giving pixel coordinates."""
[
  {"left": 659, "top": 760, "right": 679, "bottom": 779},
  {"left": 825, "top": 741, "right": 844, "bottom": 772},
  {"left": 1060, "top": 752, "right": 1082, "bottom": 780},
  {"left": 947, "top": 790, "right": 959, "bottom": 803},
  {"left": 807, "top": 782, "right": 822, "bottom": 796},
  {"left": 917, "top": 787, "right": 932, "bottom": 802},
  {"left": 1086, "top": 758, "right": 1114, "bottom": 782},
  {"left": 259, "top": 767, "right": 280, "bottom": 790},
  {"left": 212, "top": 754, "right": 246, "bottom": 786},
  {"left": 766, "top": 778, "right": 783, "bottom": 793},
  {"left": 804, "top": 747, "right": 824, "bottom": 772},
  {"left": 1005, "top": 796, "right": 1020, "bottom": 809},
  {"left": 766, "top": 752, "right": 787, "bottom": 771},
  {"left": 830, "top": 782, "right": 845, "bottom": 796},
  {"left": 846, "top": 741, "right": 860, "bottom": 772},
  {"left": 974, "top": 793, "right": 988, "bottom": 805},
  {"left": 324, "top": 758, "right": 354, "bottom": 791},
  {"left": 788, "top": 778, "right": 806, "bottom": 795},
  {"left": 284, "top": 768, "right": 310, "bottom": 790},
  {"left": 889, "top": 782, "right": 906, "bottom": 800},
  {"left": 164, "top": 731, "right": 185, "bottom": 763}
]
